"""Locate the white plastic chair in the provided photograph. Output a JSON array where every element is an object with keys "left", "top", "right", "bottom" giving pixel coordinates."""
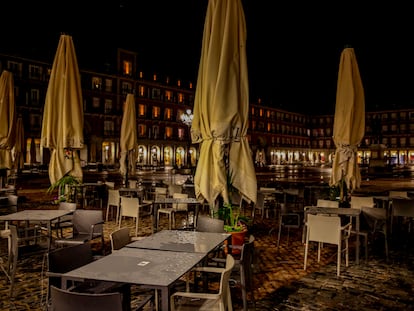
[
  {"left": 304, "top": 214, "right": 352, "bottom": 276},
  {"left": 157, "top": 193, "right": 189, "bottom": 230},
  {"left": 119, "top": 196, "right": 153, "bottom": 236},
  {"left": 106, "top": 189, "right": 121, "bottom": 222},
  {"left": 170, "top": 254, "right": 235, "bottom": 311}
]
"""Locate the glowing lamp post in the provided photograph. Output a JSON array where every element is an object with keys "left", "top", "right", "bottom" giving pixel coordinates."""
[{"left": 180, "top": 109, "right": 194, "bottom": 167}]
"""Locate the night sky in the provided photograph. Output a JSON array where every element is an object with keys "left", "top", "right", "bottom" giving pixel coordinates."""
[{"left": 2, "top": 1, "right": 413, "bottom": 115}]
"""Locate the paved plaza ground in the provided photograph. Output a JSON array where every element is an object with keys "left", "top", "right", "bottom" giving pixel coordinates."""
[{"left": 1, "top": 173, "right": 414, "bottom": 310}]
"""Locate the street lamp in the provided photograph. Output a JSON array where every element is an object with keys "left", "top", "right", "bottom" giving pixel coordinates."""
[{"left": 180, "top": 109, "right": 193, "bottom": 167}]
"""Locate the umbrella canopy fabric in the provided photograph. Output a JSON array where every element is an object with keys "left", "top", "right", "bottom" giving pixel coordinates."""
[
  {"left": 119, "top": 93, "right": 137, "bottom": 180},
  {"left": 41, "top": 34, "right": 84, "bottom": 185},
  {"left": 329, "top": 47, "right": 365, "bottom": 193},
  {"left": 192, "top": 0, "right": 257, "bottom": 205},
  {"left": 12, "top": 117, "right": 25, "bottom": 171},
  {"left": 0, "top": 70, "right": 16, "bottom": 170}
]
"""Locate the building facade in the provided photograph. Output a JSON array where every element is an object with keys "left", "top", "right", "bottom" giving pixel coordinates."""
[{"left": 1, "top": 49, "right": 414, "bottom": 173}]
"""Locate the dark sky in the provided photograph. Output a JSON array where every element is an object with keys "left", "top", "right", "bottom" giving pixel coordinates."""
[{"left": 2, "top": 1, "right": 414, "bottom": 115}]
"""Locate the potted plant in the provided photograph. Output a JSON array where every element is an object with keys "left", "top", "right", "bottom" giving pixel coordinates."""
[
  {"left": 47, "top": 173, "right": 81, "bottom": 204},
  {"left": 214, "top": 171, "right": 251, "bottom": 254}
]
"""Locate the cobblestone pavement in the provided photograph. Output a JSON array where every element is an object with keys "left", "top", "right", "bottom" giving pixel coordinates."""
[{"left": 1, "top": 185, "right": 414, "bottom": 310}]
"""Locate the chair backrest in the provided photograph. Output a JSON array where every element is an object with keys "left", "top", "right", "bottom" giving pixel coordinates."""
[
  {"left": 107, "top": 189, "right": 120, "bottom": 207},
  {"left": 1, "top": 224, "right": 18, "bottom": 297},
  {"left": 317, "top": 199, "right": 339, "bottom": 208},
  {"left": 110, "top": 227, "right": 131, "bottom": 251},
  {"left": 72, "top": 209, "right": 104, "bottom": 236},
  {"left": 350, "top": 196, "right": 375, "bottom": 210},
  {"left": 105, "top": 181, "right": 115, "bottom": 189},
  {"left": 255, "top": 192, "right": 265, "bottom": 209},
  {"left": 155, "top": 187, "right": 168, "bottom": 200},
  {"left": 128, "top": 180, "right": 137, "bottom": 188},
  {"left": 239, "top": 235, "right": 255, "bottom": 290},
  {"left": 50, "top": 285, "right": 123, "bottom": 311},
  {"left": 392, "top": 198, "right": 414, "bottom": 217},
  {"left": 7, "top": 195, "right": 19, "bottom": 212},
  {"left": 120, "top": 196, "right": 139, "bottom": 218},
  {"left": 307, "top": 214, "right": 341, "bottom": 245},
  {"left": 47, "top": 243, "right": 94, "bottom": 289},
  {"left": 196, "top": 215, "right": 225, "bottom": 233},
  {"left": 389, "top": 191, "right": 409, "bottom": 199},
  {"left": 172, "top": 192, "right": 188, "bottom": 211},
  {"left": 219, "top": 254, "right": 235, "bottom": 311},
  {"left": 259, "top": 187, "right": 276, "bottom": 192},
  {"left": 168, "top": 184, "right": 182, "bottom": 196}
]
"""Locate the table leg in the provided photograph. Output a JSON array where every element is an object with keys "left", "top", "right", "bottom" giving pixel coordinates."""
[
  {"left": 161, "top": 287, "right": 169, "bottom": 311},
  {"left": 356, "top": 215, "right": 360, "bottom": 265}
]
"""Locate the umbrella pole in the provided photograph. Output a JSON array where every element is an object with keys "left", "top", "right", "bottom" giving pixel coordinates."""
[{"left": 125, "top": 153, "right": 129, "bottom": 187}]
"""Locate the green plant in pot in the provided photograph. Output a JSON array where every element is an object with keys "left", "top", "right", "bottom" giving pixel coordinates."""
[{"left": 47, "top": 173, "right": 81, "bottom": 204}]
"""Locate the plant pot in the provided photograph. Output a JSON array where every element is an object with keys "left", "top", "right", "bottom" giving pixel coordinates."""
[{"left": 224, "top": 228, "right": 248, "bottom": 255}]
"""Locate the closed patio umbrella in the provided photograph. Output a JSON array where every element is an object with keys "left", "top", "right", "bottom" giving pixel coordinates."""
[
  {"left": 329, "top": 47, "right": 365, "bottom": 199},
  {"left": 12, "top": 117, "right": 25, "bottom": 171},
  {"left": 192, "top": 0, "right": 257, "bottom": 206},
  {"left": 41, "top": 34, "right": 84, "bottom": 185},
  {"left": 0, "top": 70, "right": 16, "bottom": 170},
  {"left": 119, "top": 93, "right": 137, "bottom": 186}
]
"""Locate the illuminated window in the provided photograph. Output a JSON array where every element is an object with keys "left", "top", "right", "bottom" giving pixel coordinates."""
[
  {"left": 92, "top": 77, "right": 102, "bottom": 90},
  {"left": 165, "top": 90, "right": 173, "bottom": 102},
  {"left": 152, "top": 106, "right": 160, "bottom": 118},
  {"left": 164, "top": 108, "right": 172, "bottom": 120},
  {"left": 138, "top": 124, "right": 146, "bottom": 137},
  {"left": 165, "top": 127, "right": 173, "bottom": 139},
  {"left": 136, "top": 85, "right": 144, "bottom": 97},
  {"left": 178, "top": 93, "right": 184, "bottom": 103},
  {"left": 123, "top": 60, "right": 132, "bottom": 76},
  {"left": 153, "top": 74, "right": 157, "bottom": 81},
  {"left": 177, "top": 80, "right": 181, "bottom": 87},
  {"left": 259, "top": 109, "right": 264, "bottom": 117},
  {"left": 189, "top": 82, "right": 193, "bottom": 89},
  {"left": 139, "top": 71, "right": 143, "bottom": 79},
  {"left": 138, "top": 104, "right": 146, "bottom": 117},
  {"left": 178, "top": 127, "right": 185, "bottom": 140}
]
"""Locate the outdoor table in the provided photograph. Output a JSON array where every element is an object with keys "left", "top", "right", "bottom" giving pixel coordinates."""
[
  {"left": 61, "top": 247, "right": 205, "bottom": 311},
  {"left": 304, "top": 206, "right": 361, "bottom": 265},
  {"left": 0, "top": 209, "right": 73, "bottom": 250},
  {"left": 126, "top": 229, "right": 231, "bottom": 254},
  {"left": 118, "top": 187, "right": 145, "bottom": 200},
  {"left": 153, "top": 197, "right": 202, "bottom": 231}
]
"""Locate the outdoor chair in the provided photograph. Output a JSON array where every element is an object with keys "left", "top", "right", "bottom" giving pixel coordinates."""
[
  {"left": 106, "top": 189, "right": 121, "bottom": 222},
  {"left": 361, "top": 206, "right": 388, "bottom": 261},
  {"left": 109, "top": 227, "right": 132, "bottom": 251},
  {"left": 252, "top": 192, "right": 267, "bottom": 221},
  {"left": 304, "top": 214, "right": 352, "bottom": 276},
  {"left": 170, "top": 254, "right": 235, "bottom": 311},
  {"left": 0, "top": 225, "right": 18, "bottom": 298},
  {"left": 276, "top": 202, "right": 302, "bottom": 248},
  {"left": 50, "top": 285, "right": 124, "bottom": 311},
  {"left": 157, "top": 192, "right": 189, "bottom": 230},
  {"left": 390, "top": 197, "right": 414, "bottom": 235},
  {"left": 209, "top": 234, "right": 256, "bottom": 311},
  {"left": 50, "top": 202, "right": 76, "bottom": 238},
  {"left": 54, "top": 209, "right": 105, "bottom": 255},
  {"left": 119, "top": 196, "right": 153, "bottom": 236}
]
